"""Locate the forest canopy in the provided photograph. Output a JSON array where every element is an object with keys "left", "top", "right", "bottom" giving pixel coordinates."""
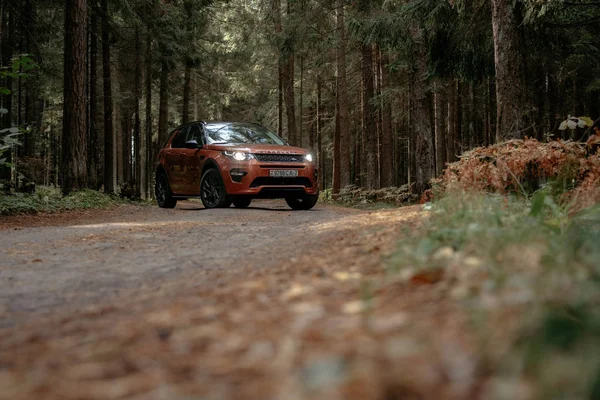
[{"left": 0, "top": 0, "right": 599, "bottom": 197}]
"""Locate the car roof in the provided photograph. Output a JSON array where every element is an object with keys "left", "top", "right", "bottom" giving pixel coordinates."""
[{"left": 173, "top": 121, "right": 261, "bottom": 130}]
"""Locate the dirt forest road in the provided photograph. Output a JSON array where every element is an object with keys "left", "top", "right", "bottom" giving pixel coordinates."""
[
  {"left": 0, "top": 201, "right": 476, "bottom": 400},
  {"left": 0, "top": 200, "right": 364, "bottom": 328}
]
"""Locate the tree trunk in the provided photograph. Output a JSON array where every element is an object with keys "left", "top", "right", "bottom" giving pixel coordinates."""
[
  {"left": 446, "top": 78, "right": 456, "bottom": 162},
  {"left": 336, "top": 0, "right": 350, "bottom": 188},
  {"left": 278, "top": 63, "right": 283, "bottom": 137},
  {"left": 411, "top": 28, "right": 434, "bottom": 195},
  {"left": 299, "top": 55, "right": 303, "bottom": 147},
  {"left": 144, "top": 32, "right": 152, "bottom": 198},
  {"left": 362, "top": 43, "right": 377, "bottom": 189},
  {"left": 134, "top": 26, "right": 142, "bottom": 198},
  {"left": 182, "top": 63, "right": 191, "bottom": 124},
  {"left": 158, "top": 60, "right": 169, "bottom": 151},
  {"left": 88, "top": 2, "right": 99, "bottom": 189},
  {"left": 380, "top": 51, "right": 393, "bottom": 188},
  {"left": 455, "top": 78, "right": 463, "bottom": 153},
  {"left": 434, "top": 80, "right": 447, "bottom": 176},
  {"left": 316, "top": 76, "right": 322, "bottom": 190},
  {"left": 374, "top": 46, "right": 382, "bottom": 187},
  {"left": 282, "top": 52, "right": 296, "bottom": 145},
  {"left": 61, "top": 0, "right": 88, "bottom": 194},
  {"left": 491, "top": 0, "right": 528, "bottom": 140},
  {"left": 273, "top": 0, "right": 283, "bottom": 137},
  {"left": 333, "top": 93, "right": 341, "bottom": 196},
  {"left": 101, "top": 0, "right": 114, "bottom": 193},
  {"left": 0, "top": 2, "right": 14, "bottom": 182},
  {"left": 469, "top": 83, "right": 475, "bottom": 148},
  {"left": 22, "top": 0, "right": 35, "bottom": 159}
]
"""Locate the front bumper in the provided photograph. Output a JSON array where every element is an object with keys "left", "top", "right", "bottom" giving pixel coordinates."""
[{"left": 217, "top": 154, "right": 319, "bottom": 198}]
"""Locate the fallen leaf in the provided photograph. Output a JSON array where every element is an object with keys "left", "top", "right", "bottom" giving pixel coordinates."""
[{"left": 410, "top": 268, "right": 444, "bottom": 285}]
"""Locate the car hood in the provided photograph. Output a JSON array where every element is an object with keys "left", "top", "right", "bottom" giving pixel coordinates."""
[{"left": 206, "top": 143, "right": 309, "bottom": 154}]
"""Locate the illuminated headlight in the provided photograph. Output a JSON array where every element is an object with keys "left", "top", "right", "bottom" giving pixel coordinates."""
[
  {"left": 223, "top": 151, "right": 254, "bottom": 161},
  {"left": 305, "top": 153, "right": 314, "bottom": 163}
]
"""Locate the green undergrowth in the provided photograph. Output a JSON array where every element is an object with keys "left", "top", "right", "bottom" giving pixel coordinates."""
[
  {"left": 389, "top": 191, "right": 600, "bottom": 398},
  {"left": 0, "top": 186, "right": 144, "bottom": 216},
  {"left": 320, "top": 184, "right": 418, "bottom": 209}
]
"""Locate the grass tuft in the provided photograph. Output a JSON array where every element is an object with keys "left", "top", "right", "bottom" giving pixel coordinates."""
[{"left": 0, "top": 186, "right": 141, "bottom": 216}]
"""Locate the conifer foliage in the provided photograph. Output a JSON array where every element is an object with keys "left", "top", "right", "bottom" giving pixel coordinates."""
[{"left": 0, "top": 0, "right": 598, "bottom": 196}]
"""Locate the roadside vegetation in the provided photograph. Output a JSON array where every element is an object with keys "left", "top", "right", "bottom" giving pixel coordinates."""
[
  {"left": 320, "top": 185, "right": 418, "bottom": 209},
  {"left": 0, "top": 186, "right": 143, "bottom": 216},
  {"left": 389, "top": 192, "right": 600, "bottom": 398},
  {"left": 381, "top": 138, "right": 600, "bottom": 398}
]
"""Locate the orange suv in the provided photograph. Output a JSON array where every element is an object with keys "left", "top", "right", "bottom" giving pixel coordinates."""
[{"left": 155, "top": 121, "right": 319, "bottom": 210}]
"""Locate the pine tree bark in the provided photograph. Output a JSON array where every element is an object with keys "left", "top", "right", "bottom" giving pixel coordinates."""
[
  {"left": 374, "top": 46, "right": 382, "bottom": 187},
  {"left": 491, "top": 0, "right": 528, "bottom": 140},
  {"left": 0, "top": 2, "right": 14, "bottom": 182},
  {"left": 336, "top": 0, "right": 350, "bottom": 189},
  {"left": 134, "top": 26, "right": 142, "bottom": 198},
  {"left": 333, "top": 94, "right": 341, "bottom": 196},
  {"left": 282, "top": 53, "right": 296, "bottom": 145},
  {"left": 101, "top": 0, "right": 114, "bottom": 193},
  {"left": 88, "top": 2, "right": 99, "bottom": 189},
  {"left": 273, "top": 0, "right": 283, "bottom": 137},
  {"left": 455, "top": 78, "right": 463, "bottom": 153},
  {"left": 281, "top": 0, "right": 296, "bottom": 145},
  {"left": 278, "top": 63, "right": 283, "bottom": 136},
  {"left": 157, "top": 60, "right": 169, "bottom": 150},
  {"left": 446, "top": 78, "right": 456, "bottom": 162},
  {"left": 316, "top": 76, "right": 322, "bottom": 190},
  {"left": 434, "top": 80, "right": 447, "bottom": 176},
  {"left": 121, "top": 108, "right": 131, "bottom": 185},
  {"left": 61, "top": 0, "right": 88, "bottom": 194},
  {"left": 362, "top": 43, "right": 377, "bottom": 189},
  {"left": 23, "top": 0, "right": 35, "bottom": 158},
  {"left": 411, "top": 28, "right": 434, "bottom": 195},
  {"left": 182, "top": 63, "right": 191, "bottom": 124},
  {"left": 144, "top": 32, "right": 152, "bottom": 198},
  {"left": 380, "top": 51, "right": 393, "bottom": 187}
]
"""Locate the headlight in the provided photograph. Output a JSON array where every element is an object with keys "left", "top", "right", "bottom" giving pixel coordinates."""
[
  {"left": 305, "top": 153, "right": 313, "bottom": 162},
  {"left": 223, "top": 151, "right": 254, "bottom": 161}
]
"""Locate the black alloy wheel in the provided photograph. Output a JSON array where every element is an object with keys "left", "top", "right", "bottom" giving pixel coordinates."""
[
  {"left": 232, "top": 196, "right": 252, "bottom": 209},
  {"left": 200, "top": 168, "right": 229, "bottom": 209},
  {"left": 155, "top": 173, "right": 177, "bottom": 208},
  {"left": 285, "top": 193, "right": 319, "bottom": 210}
]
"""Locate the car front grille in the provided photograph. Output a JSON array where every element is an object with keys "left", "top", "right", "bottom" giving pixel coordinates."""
[
  {"left": 250, "top": 177, "right": 313, "bottom": 188},
  {"left": 253, "top": 154, "right": 305, "bottom": 162}
]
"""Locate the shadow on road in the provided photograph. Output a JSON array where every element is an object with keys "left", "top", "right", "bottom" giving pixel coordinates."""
[{"left": 176, "top": 205, "right": 323, "bottom": 212}]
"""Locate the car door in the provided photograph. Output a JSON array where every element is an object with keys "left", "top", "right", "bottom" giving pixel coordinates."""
[
  {"left": 165, "top": 127, "right": 189, "bottom": 194},
  {"left": 180, "top": 124, "right": 206, "bottom": 195}
]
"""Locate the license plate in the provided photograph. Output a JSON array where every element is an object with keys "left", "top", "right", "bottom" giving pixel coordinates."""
[{"left": 269, "top": 169, "right": 298, "bottom": 177}]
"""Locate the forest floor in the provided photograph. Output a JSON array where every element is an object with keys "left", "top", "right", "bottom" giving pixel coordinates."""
[{"left": 0, "top": 201, "right": 479, "bottom": 399}]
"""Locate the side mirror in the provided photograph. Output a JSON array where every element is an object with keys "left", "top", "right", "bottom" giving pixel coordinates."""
[{"left": 185, "top": 140, "right": 200, "bottom": 149}]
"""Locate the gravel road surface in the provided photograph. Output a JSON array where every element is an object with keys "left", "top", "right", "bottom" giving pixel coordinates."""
[{"left": 0, "top": 200, "right": 361, "bottom": 328}]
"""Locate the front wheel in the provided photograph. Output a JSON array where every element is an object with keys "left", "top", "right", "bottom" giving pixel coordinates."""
[
  {"left": 285, "top": 193, "right": 319, "bottom": 210},
  {"left": 155, "top": 173, "right": 177, "bottom": 208},
  {"left": 200, "top": 168, "right": 229, "bottom": 209},
  {"left": 232, "top": 196, "right": 252, "bottom": 209}
]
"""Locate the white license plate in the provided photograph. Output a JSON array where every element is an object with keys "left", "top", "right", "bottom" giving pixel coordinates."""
[{"left": 269, "top": 169, "right": 298, "bottom": 177}]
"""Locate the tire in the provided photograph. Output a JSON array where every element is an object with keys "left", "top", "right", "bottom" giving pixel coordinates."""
[
  {"left": 155, "top": 173, "right": 177, "bottom": 209},
  {"left": 285, "top": 193, "right": 319, "bottom": 210},
  {"left": 200, "top": 168, "right": 230, "bottom": 209},
  {"left": 232, "top": 196, "right": 252, "bottom": 209},
  {"left": 220, "top": 199, "right": 233, "bottom": 208}
]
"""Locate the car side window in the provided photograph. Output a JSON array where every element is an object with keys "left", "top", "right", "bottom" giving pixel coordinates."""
[
  {"left": 187, "top": 125, "right": 204, "bottom": 146},
  {"left": 171, "top": 127, "right": 189, "bottom": 149}
]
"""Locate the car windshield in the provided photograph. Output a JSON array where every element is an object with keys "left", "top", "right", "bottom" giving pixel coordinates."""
[{"left": 204, "top": 123, "right": 286, "bottom": 145}]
